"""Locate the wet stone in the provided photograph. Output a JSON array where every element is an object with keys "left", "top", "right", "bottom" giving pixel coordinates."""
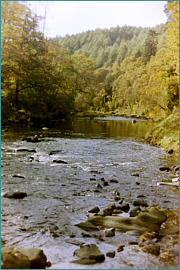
[
  {"left": 88, "top": 206, "right": 100, "bottom": 213},
  {"left": 106, "top": 250, "right": 116, "bottom": 258},
  {"left": 133, "top": 200, "right": 148, "bottom": 207},
  {"left": 131, "top": 173, "right": 139, "bottom": 177},
  {"left": 105, "top": 228, "right": 115, "bottom": 237},
  {"left": 109, "top": 179, "right": 119, "bottom": 183},
  {"left": 73, "top": 244, "right": 105, "bottom": 263},
  {"left": 141, "top": 244, "right": 160, "bottom": 256},
  {"left": 3, "top": 191, "right": 27, "bottom": 199},
  {"left": 117, "top": 245, "right": 125, "bottom": 252}
]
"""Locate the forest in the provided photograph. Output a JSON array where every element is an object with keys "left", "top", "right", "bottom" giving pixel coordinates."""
[{"left": 1, "top": 1, "right": 179, "bottom": 126}]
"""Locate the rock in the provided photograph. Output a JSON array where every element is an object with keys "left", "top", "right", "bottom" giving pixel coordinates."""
[
  {"left": 81, "top": 232, "right": 91, "bottom": 238},
  {"left": 133, "top": 200, "right": 148, "bottom": 207},
  {"left": 26, "top": 137, "right": 41, "bottom": 143},
  {"left": 137, "top": 195, "right": 146, "bottom": 198},
  {"left": 135, "top": 182, "right": 140, "bottom": 185},
  {"left": 105, "top": 228, "right": 115, "bottom": 237},
  {"left": 98, "top": 208, "right": 111, "bottom": 216},
  {"left": 106, "top": 250, "right": 116, "bottom": 258},
  {"left": 118, "top": 203, "right": 130, "bottom": 212},
  {"left": 1, "top": 249, "right": 31, "bottom": 269},
  {"left": 159, "top": 224, "right": 179, "bottom": 235},
  {"left": 3, "top": 191, "right": 27, "bottom": 199},
  {"left": 49, "top": 150, "right": 62, "bottom": 155},
  {"left": 87, "top": 206, "right": 167, "bottom": 232},
  {"left": 75, "top": 221, "right": 99, "bottom": 231},
  {"left": 119, "top": 198, "right": 124, "bottom": 204},
  {"left": 130, "top": 206, "right": 141, "bottom": 217},
  {"left": 141, "top": 244, "right": 160, "bottom": 256},
  {"left": 53, "top": 160, "right": 68, "bottom": 164},
  {"left": 96, "top": 183, "right": 102, "bottom": 188},
  {"left": 132, "top": 119, "right": 137, "bottom": 123},
  {"left": 71, "top": 258, "right": 97, "bottom": 264},
  {"left": 114, "top": 196, "right": 120, "bottom": 201},
  {"left": 131, "top": 173, "right": 139, "bottom": 177},
  {"left": 159, "top": 167, "right": 170, "bottom": 172},
  {"left": 73, "top": 244, "right": 105, "bottom": 263},
  {"left": 113, "top": 189, "right": 120, "bottom": 196},
  {"left": 1, "top": 248, "right": 49, "bottom": 269},
  {"left": 88, "top": 206, "right": 100, "bottom": 213},
  {"left": 16, "top": 248, "right": 48, "bottom": 269},
  {"left": 100, "top": 177, "right": 105, "bottom": 181},
  {"left": 17, "top": 149, "right": 36, "bottom": 153},
  {"left": 128, "top": 241, "right": 138, "bottom": 245},
  {"left": 90, "top": 178, "right": 96, "bottom": 181},
  {"left": 139, "top": 231, "right": 158, "bottom": 242},
  {"left": 12, "top": 174, "right": 25, "bottom": 178},
  {"left": 102, "top": 181, "right": 109, "bottom": 186},
  {"left": 113, "top": 209, "right": 123, "bottom": 214},
  {"left": 107, "top": 203, "right": 116, "bottom": 210},
  {"left": 117, "top": 245, "right": 125, "bottom": 252},
  {"left": 109, "top": 179, "right": 119, "bottom": 183}
]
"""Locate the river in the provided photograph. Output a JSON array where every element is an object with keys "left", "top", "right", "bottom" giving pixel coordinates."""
[{"left": 1, "top": 116, "right": 179, "bottom": 269}]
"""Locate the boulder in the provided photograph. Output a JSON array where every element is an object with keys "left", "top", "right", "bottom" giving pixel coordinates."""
[
  {"left": 1, "top": 248, "right": 50, "bottom": 269},
  {"left": 75, "top": 221, "right": 99, "bottom": 231},
  {"left": 87, "top": 206, "right": 167, "bottom": 233},
  {"left": 97, "top": 208, "right": 111, "bottom": 216},
  {"left": 3, "top": 191, "right": 27, "bottom": 199},
  {"left": 15, "top": 248, "right": 49, "bottom": 269},
  {"left": 1, "top": 250, "right": 30, "bottom": 269},
  {"left": 73, "top": 244, "right": 105, "bottom": 264},
  {"left": 130, "top": 206, "right": 141, "bottom": 217},
  {"left": 107, "top": 203, "right": 116, "bottom": 210},
  {"left": 117, "top": 203, "right": 130, "bottom": 212}
]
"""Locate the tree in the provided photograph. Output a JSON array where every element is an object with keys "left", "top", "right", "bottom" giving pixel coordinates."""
[
  {"left": 1, "top": 1, "right": 47, "bottom": 111},
  {"left": 164, "top": 1, "right": 179, "bottom": 111},
  {"left": 142, "top": 29, "right": 158, "bottom": 63}
]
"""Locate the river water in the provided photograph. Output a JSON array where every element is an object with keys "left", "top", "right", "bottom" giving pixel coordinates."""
[{"left": 1, "top": 117, "right": 179, "bottom": 269}]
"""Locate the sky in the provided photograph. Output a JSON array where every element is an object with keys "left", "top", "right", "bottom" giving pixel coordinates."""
[{"left": 28, "top": 1, "right": 168, "bottom": 38}]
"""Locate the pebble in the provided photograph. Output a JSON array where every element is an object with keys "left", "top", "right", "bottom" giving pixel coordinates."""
[
  {"left": 88, "top": 206, "right": 100, "bottom": 213},
  {"left": 105, "top": 228, "right": 115, "bottom": 237},
  {"left": 106, "top": 250, "right": 116, "bottom": 258},
  {"left": 110, "top": 179, "right": 119, "bottom": 183},
  {"left": 117, "top": 245, "right": 125, "bottom": 252}
]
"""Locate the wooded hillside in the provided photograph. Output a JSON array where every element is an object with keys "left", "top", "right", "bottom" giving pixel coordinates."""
[{"left": 1, "top": 1, "right": 179, "bottom": 126}]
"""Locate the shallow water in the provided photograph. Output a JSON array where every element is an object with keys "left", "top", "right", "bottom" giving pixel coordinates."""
[{"left": 1, "top": 117, "right": 179, "bottom": 269}]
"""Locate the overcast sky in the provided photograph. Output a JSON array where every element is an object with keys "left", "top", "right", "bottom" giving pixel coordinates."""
[{"left": 28, "top": 1, "right": 168, "bottom": 38}]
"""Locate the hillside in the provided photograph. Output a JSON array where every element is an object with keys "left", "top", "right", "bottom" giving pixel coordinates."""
[{"left": 54, "top": 24, "right": 166, "bottom": 68}]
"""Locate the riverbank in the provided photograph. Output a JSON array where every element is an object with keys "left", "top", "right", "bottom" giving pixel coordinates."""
[
  {"left": 74, "top": 110, "right": 179, "bottom": 154},
  {"left": 144, "top": 112, "right": 179, "bottom": 154}
]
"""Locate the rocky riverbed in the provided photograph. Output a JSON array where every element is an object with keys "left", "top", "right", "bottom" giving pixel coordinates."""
[{"left": 1, "top": 117, "right": 179, "bottom": 269}]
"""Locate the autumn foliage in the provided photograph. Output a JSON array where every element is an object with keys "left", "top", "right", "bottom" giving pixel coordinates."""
[{"left": 1, "top": 1, "right": 179, "bottom": 126}]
